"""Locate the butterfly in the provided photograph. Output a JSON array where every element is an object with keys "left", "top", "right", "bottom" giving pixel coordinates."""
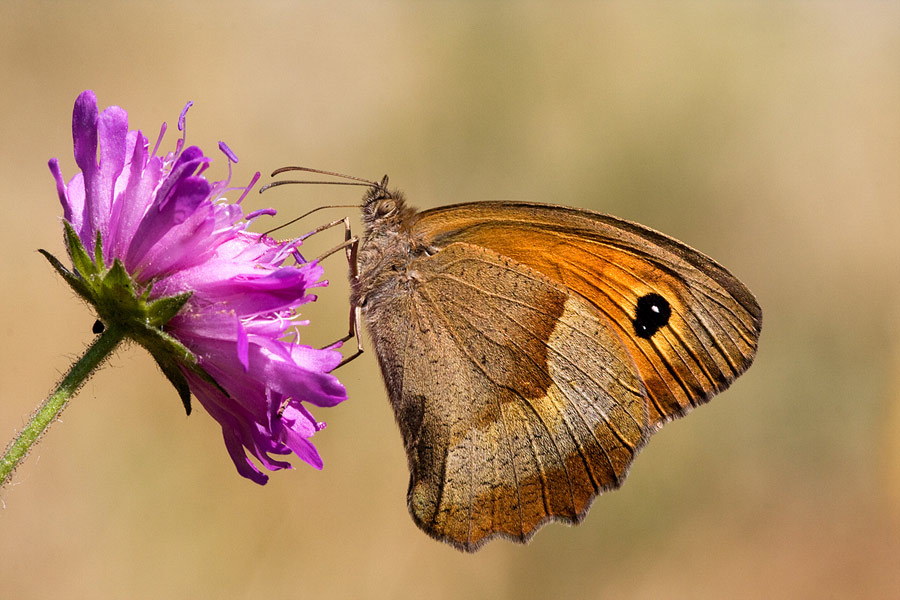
[{"left": 268, "top": 168, "right": 761, "bottom": 552}]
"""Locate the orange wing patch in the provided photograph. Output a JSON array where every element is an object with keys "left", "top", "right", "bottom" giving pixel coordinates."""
[{"left": 412, "top": 203, "right": 761, "bottom": 427}]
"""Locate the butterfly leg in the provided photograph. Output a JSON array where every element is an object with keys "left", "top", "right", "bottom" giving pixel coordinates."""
[
  {"left": 335, "top": 304, "right": 364, "bottom": 368},
  {"left": 301, "top": 216, "right": 352, "bottom": 244},
  {"left": 305, "top": 219, "right": 365, "bottom": 368}
]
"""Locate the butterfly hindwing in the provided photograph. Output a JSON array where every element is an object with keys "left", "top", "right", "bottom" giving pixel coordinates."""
[{"left": 362, "top": 241, "right": 650, "bottom": 551}]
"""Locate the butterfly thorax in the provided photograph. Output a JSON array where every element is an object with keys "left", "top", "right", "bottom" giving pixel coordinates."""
[{"left": 353, "top": 188, "right": 428, "bottom": 313}]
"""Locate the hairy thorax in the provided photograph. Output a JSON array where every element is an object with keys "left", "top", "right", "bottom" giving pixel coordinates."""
[{"left": 352, "top": 191, "right": 428, "bottom": 313}]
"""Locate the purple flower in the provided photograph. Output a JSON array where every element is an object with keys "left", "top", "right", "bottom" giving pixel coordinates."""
[{"left": 46, "top": 90, "right": 347, "bottom": 484}]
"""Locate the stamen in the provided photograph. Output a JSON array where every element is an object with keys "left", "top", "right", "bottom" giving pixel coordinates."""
[
  {"left": 175, "top": 100, "right": 193, "bottom": 157},
  {"left": 178, "top": 101, "right": 193, "bottom": 132},
  {"left": 246, "top": 208, "right": 278, "bottom": 220},
  {"left": 151, "top": 122, "right": 167, "bottom": 157},
  {"left": 291, "top": 247, "right": 308, "bottom": 264},
  {"left": 218, "top": 141, "right": 239, "bottom": 163},
  {"left": 236, "top": 171, "right": 261, "bottom": 204}
]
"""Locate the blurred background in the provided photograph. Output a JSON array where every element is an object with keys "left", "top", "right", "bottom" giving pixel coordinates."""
[{"left": 2, "top": 2, "right": 899, "bottom": 598}]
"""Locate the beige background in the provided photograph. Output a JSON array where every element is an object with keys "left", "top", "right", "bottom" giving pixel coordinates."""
[{"left": 2, "top": 2, "right": 900, "bottom": 598}]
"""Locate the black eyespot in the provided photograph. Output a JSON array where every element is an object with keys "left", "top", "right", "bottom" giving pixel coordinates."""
[
  {"left": 633, "top": 293, "right": 671, "bottom": 339},
  {"left": 92, "top": 319, "right": 105, "bottom": 334}
]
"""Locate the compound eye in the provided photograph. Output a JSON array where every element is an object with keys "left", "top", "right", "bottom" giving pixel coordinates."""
[{"left": 375, "top": 198, "right": 397, "bottom": 217}]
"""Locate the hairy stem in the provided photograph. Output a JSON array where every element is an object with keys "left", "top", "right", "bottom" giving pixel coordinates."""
[{"left": 1, "top": 326, "right": 126, "bottom": 488}]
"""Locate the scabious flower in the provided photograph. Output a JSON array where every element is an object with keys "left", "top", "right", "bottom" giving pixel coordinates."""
[{"left": 42, "top": 90, "right": 347, "bottom": 484}]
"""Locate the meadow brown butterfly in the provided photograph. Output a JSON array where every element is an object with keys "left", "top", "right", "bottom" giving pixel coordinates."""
[{"left": 270, "top": 169, "right": 761, "bottom": 552}]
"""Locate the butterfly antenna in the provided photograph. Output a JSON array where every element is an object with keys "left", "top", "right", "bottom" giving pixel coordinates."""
[
  {"left": 258, "top": 166, "right": 386, "bottom": 236},
  {"left": 259, "top": 166, "right": 384, "bottom": 193},
  {"left": 272, "top": 166, "right": 380, "bottom": 185}
]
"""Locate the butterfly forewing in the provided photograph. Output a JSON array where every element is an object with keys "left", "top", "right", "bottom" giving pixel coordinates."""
[{"left": 410, "top": 202, "right": 762, "bottom": 428}]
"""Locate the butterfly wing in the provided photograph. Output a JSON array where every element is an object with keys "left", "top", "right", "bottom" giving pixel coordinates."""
[
  {"left": 409, "top": 202, "right": 762, "bottom": 429},
  {"left": 362, "top": 241, "right": 650, "bottom": 551}
]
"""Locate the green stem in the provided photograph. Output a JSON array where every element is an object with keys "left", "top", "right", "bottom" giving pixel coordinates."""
[{"left": 1, "top": 326, "right": 126, "bottom": 488}]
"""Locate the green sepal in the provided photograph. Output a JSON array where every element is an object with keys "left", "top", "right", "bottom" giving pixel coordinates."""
[
  {"left": 38, "top": 248, "right": 94, "bottom": 303},
  {"left": 63, "top": 221, "right": 99, "bottom": 279},
  {"left": 150, "top": 350, "right": 193, "bottom": 415},
  {"left": 101, "top": 259, "right": 135, "bottom": 298},
  {"left": 45, "top": 222, "right": 230, "bottom": 416},
  {"left": 93, "top": 229, "right": 104, "bottom": 269},
  {"left": 147, "top": 292, "right": 193, "bottom": 327},
  {"left": 129, "top": 319, "right": 196, "bottom": 368},
  {"left": 131, "top": 321, "right": 229, "bottom": 413},
  {"left": 94, "top": 259, "right": 144, "bottom": 326}
]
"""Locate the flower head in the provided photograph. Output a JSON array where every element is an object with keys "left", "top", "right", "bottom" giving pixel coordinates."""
[{"left": 45, "top": 90, "right": 347, "bottom": 484}]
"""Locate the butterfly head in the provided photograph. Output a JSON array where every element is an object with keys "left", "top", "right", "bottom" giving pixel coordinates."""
[{"left": 361, "top": 175, "right": 411, "bottom": 231}]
